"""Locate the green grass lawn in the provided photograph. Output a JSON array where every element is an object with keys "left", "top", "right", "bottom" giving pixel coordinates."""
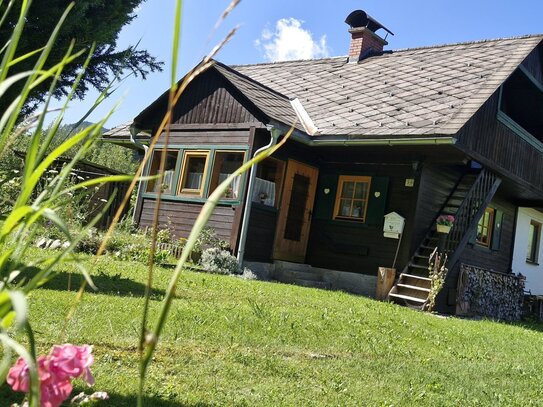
[{"left": 2, "top": 248, "right": 543, "bottom": 406}]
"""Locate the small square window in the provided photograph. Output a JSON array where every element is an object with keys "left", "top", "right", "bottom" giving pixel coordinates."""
[
  {"left": 476, "top": 207, "right": 495, "bottom": 247},
  {"left": 333, "top": 176, "right": 371, "bottom": 222},
  {"left": 209, "top": 151, "right": 245, "bottom": 200},
  {"left": 146, "top": 149, "right": 179, "bottom": 194},
  {"left": 178, "top": 151, "right": 209, "bottom": 196},
  {"left": 527, "top": 220, "right": 541, "bottom": 263}
]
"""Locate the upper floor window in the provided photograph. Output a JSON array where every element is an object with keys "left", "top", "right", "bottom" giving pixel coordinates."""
[
  {"left": 333, "top": 175, "right": 371, "bottom": 222},
  {"left": 527, "top": 220, "right": 541, "bottom": 264},
  {"left": 500, "top": 68, "right": 543, "bottom": 144},
  {"left": 476, "top": 207, "right": 495, "bottom": 248}
]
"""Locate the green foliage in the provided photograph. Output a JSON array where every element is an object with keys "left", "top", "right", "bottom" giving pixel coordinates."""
[
  {"left": 200, "top": 247, "right": 240, "bottom": 275},
  {"left": 0, "top": 0, "right": 163, "bottom": 116},
  {"left": 3, "top": 248, "right": 543, "bottom": 406},
  {"left": 0, "top": 2, "right": 135, "bottom": 404},
  {"left": 193, "top": 227, "right": 229, "bottom": 253},
  {"left": 425, "top": 248, "right": 448, "bottom": 313}
]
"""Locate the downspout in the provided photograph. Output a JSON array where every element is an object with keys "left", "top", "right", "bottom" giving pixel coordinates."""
[
  {"left": 237, "top": 125, "right": 281, "bottom": 265},
  {"left": 129, "top": 124, "right": 149, "bottom": 224}
]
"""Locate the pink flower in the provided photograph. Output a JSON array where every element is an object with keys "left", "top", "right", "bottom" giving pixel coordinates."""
[
  {"left": 49, "top": 344, "right": 95, "bottom": 385},
  {"left": 39, "top": 375, "right": 72, "bottom": 407},
  {"left": 6, "top": 357, "right": 30, "bottom": 393},
  {"left": 7, "top": 344, "right": 95, "bottom": 407}
]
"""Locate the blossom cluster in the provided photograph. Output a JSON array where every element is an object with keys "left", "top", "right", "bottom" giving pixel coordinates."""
[
  {"left": 436, "top": 214, "right": 455, "bottom": 226},
  {"left": 7, "top": 344, "right": 95, "bottom": 407}
]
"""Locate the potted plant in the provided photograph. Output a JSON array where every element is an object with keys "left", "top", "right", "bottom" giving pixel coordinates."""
[{"left": 436, "top": 215, "right": 455, "bottom": 233}]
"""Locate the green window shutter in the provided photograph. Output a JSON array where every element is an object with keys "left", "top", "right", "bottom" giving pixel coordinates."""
[
  {"left": 491, "top": 210, "right": 504, "bottom": 251},
  {"left": 313, "top": 173, "right": 337, "bottom": 220},
  {"left": 366, "top": 176, "right": 389, "bottom": 225}
]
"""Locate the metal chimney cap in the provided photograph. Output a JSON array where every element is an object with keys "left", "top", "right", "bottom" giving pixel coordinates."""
[{"left": 345, "top": 10, "right": 394, "bottom": 36}]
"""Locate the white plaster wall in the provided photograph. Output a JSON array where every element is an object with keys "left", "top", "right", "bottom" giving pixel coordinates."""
[{"left": 512, "top": 208, "right": 543, "bottom": 294}]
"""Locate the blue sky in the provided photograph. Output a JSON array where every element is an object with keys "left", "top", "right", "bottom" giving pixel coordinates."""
[{"left": 55, "top": 0, "right": 543, "bottom": 128}]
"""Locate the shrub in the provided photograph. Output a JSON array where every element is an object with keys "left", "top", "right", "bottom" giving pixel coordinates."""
[
  {"left": 156, "top": 228, "right": 174, "bottom": 244},
  {"left": 200, "top": 247, "right": 240, "bottom": 275},
  {"left": 74, "top": 229, "right": 103, "bottom": 254}
]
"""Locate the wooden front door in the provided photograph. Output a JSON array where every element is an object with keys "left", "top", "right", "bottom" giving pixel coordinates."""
[{"left": 273, "top": 160, "right": 319, "bottom": 262}]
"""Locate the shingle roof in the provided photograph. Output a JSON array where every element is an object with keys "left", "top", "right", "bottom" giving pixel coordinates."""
[{"left": 230, "top": 35, "right": 543, "bottom": 138}]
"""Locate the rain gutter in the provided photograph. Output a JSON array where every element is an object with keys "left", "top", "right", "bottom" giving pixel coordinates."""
[{"left": 236, "top": 124, "right": 281, "bottom": 266}]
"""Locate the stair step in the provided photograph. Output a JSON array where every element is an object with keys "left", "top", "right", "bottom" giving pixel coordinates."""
[
  {"left": 401, "top": 273, "right": 431, "bottom": 282},
  {"left": 294, "top": 279, "right": 330, "bottom": 289},
  {"left": 414, "top": 254, "right": 430, "bottom": 260},
  {"left": 282, "top": 270, "right": 322, "bottom": 282},
  {"left": 409, "top": 263, "right": 428, "bottom": 270},
  {"left": 389, "top": 293, "right": 426, "bottom": 304},
  {"left": 397, "top": 283, "right": 431, "bottom": 293},
  {"left": 420, "top": 245, "right": 437, "bottom": 250}
]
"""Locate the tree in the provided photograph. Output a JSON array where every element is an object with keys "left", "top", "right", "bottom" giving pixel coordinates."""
[{"left": 0, "top": 0, "right": 163, "bottom": 116}]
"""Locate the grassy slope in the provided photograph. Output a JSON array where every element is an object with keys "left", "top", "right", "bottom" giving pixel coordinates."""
[{"left": 2, "top": 248, "right": 543, "bottom": 406}]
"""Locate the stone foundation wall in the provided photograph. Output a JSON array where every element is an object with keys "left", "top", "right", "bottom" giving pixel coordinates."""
[{"left": 457, "top": 263, "right": 525, "bottom": 321}]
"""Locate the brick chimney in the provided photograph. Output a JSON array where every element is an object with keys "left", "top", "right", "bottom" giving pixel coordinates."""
[{"left": 345, "top": 10, "right": 393, "bottom": 63}]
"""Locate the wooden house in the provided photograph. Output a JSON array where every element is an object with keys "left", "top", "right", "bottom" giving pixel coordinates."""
[{"left": 108, "top": 10, "right": 543, "bottom": 315}]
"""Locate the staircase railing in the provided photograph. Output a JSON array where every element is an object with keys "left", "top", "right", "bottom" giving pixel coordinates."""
[{"left": 443, "top": 169, "right": 501, "bottom": 268}]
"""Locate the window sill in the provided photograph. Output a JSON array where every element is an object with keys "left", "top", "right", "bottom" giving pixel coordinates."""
[
  {"left": 525, "top": 260, "right": 540, "bottom": 266},
  {"left": 251, "top": 201, "right": 278, "bottom": 212},
  {"left": 142, "top": 193, "right": 241, "bottom": 206}
]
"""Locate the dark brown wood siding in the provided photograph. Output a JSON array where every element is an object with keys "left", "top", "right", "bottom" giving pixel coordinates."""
[
  {"left": 455, "top": 44, "right": 543, "bottom": 196},
  {"left": 458, "top": 195, "right": 516, "bottom": 273},
  {"left": 412, "top": 164, "right": 465, "bottom": 251},
  {"left": 306, "top": 162, "right": 420, "bottom": 275},
  {"left": 138, "top": 199, "right": 236, "bottom": 242},
  {"left": 245, "top": 205, "right": 278, "bottom": 262},
  {"left": 172, "top": 69, "right": 259, "bottom": 125},
  {"left": 157, "top": 128, "right": 251, "bottom": 146},
  {"left": 522, "top": 43, "right": 543, "bottom": 84}
]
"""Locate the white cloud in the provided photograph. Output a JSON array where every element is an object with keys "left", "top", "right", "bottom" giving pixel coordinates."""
[{"left": 256, "top": 18, "right": 330, "bottom": 62}]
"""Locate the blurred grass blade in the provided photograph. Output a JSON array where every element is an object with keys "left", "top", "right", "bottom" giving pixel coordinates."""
[{"left": 138, "top": 126, "right": 294, "bottom": 399}]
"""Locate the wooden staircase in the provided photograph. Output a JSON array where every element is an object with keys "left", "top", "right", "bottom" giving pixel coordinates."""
[{"left": 388, "top": 169, "right": 502, "bottom": 309}]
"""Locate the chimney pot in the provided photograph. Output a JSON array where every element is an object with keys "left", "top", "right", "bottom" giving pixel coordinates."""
[{"left": 345, "top": 10, "right": 393, "bottom": 63}]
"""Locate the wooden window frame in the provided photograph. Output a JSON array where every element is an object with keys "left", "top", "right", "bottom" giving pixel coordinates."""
[
  {"left": 476, "top": 207, "right": 495, "bottom": 248},
  {"left": 526, "top": 220, "right": 541, "bottom": 264},
  {"left": 145, "top": 149, "right": 179, "bottom": 194},
  {"left": 333, "top": 175, "right": 372, "bottom": 222},
  {"left": 177, "top": 150, "right": 210, "bottom": 197},
  {"left": 209, "top": 150, "right": 246, "bottom": 200}
]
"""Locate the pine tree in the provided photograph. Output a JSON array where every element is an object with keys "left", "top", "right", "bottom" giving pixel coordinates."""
[{"left": 0, "top": 0, "right": 163, "bottom": 115}]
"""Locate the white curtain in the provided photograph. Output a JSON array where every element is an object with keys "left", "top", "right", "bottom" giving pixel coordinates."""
[
  {"left": 186, "top": 173, "right": 203, "bottom": 189},
  {"left": 252, "top": 177, "right": 275, "bottom": 206},
  {"left": 219, "top": 173, "right": 241, "bottom": 199}
]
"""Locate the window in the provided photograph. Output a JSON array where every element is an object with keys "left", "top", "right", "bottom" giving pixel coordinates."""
[
  {"left": 333, "top": 176, "right": 371, "bottom": 222},
  {"left": 252, "top": 158, "right": 285, "bottom": 207},
  {"left": 144, "top": 146, "right": 248, "bottom": 202},
  {"left": 146, "top": 149, "right": 179, "bottom": 194},
  {"left": 209, "top": 151, "right": 245, "bottom": 199},
  {"left": 178, "top": 151, "right": 209, "bottom": 196},
  {"left": 476, "top": 207, "right": 495, "bottom": 247},
  {"left": 527, "top": 220, "right": 541, "bottom": 263},
  {"left": 500, "top": 68, "right": 543, "bottom": 143}
]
